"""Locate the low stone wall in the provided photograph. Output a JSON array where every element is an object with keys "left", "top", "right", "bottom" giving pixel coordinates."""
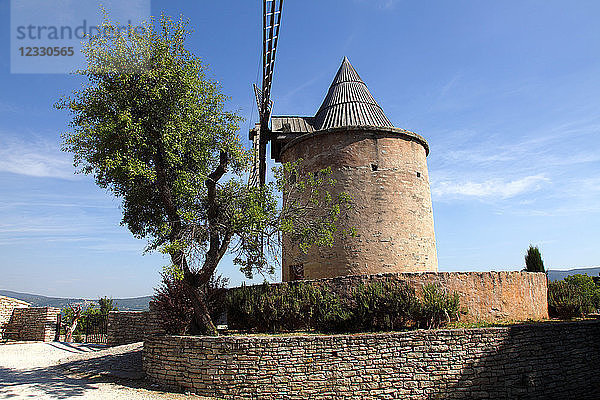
[
  {"left": 0, "top": 295, "right": 30, "bottom": 339},
  {"left": 234, "top": 271, "right": 548, "bottom": 323},
  {"left": 107, "top": 303, "right": 164, "bottom": 346},
  {"left": 4, "top": 307, "right": 60, "bottom": 342},
  {"left": 144, "top": 320, "right": 600, "bottom": 400}
]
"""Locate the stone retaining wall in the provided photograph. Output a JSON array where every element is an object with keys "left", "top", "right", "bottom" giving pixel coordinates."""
[
  {"left": 107, "top": 303, "right": 164, "bottom": 346},
  {"left": 144, "top": 319, "right": 600, "bottom": 400},
  {"left": 235, "top": 271, "right": 548, "bottom": 323},
  {"left": 0, "top": 295, "right": 29, "bottom": 339},
  {"left": 4, "top": 307, "right": 60, "bottom": 342}
]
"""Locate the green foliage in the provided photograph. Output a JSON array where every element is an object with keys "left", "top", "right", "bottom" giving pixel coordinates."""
[
  {"left": 525, "top": 245, "right": 545, "bottom": 273},
  {"left": 275, "top": 161, "right": 354, "bottom": 257},
  {"left": 56, "top": 12, "right": 354, "bottom": 334},
  {"left": 56, "top": 14, "right": 245, "bottom": 251},
  {"left": 226, "top": 280, "right": 463, "bottom": 333},
  {"left": 414, "top": 284, "right": 462, "bottom": 329},
  {"left": 61, "top": 298, "right": 115, "bottom": 340},
  {"left": 57, "top": 12, "right": 352, "bottom": 276},
  {"left": 153, "top": 273, "right": 229, "bottom": 334},
  {"left": 226, "top": 282, "right": 333, "bottom": 333},
  {"left": 349, "top": 281, "right": 418, "bottom": 332},
  {"left": 98, "top": 297, "right": 118, "bottom": 314},
  {"left": 548, "top": 274, "right": 600, "bottom": 319}
]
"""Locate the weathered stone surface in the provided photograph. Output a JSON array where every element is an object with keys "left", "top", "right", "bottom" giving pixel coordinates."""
[
  {"left": 3, "top": 306, "right": 60, "bottom": 342},
  {"left": 144, "top": 320, "right": 600, "bottom": 400},
  {"left": 107, "top": 302, "right": 165, "bottom": 346},
  {"left": 0, "top": 295, "right": 29, "bottom": 340},
  {"left": 232, "top": 271, "right": 549, "bottom": 323},
  {"left": 281, "top": 128, "right": 437, "bottom": 281}
]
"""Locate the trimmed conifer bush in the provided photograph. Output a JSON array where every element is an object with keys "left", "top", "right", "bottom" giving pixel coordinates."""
[{"left": 525, "top": 245, "right": 545, "bottom": 273}]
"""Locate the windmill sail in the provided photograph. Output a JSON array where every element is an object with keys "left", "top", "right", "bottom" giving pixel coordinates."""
[{"left": 250, "top": 0, "right": 284, "bottom": 188}]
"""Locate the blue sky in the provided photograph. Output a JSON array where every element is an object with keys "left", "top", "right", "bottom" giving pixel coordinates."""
[{"left": 0, "top": 1, "right": 599, "bottom": 298}]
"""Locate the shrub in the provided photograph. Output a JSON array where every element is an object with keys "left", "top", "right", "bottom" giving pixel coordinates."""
[
  {"left": 414, "top": 284, "right": 461, "bottom": 329},
  {"left": 525, "top": 245, "right": 545, "bottom": 273},
  {"left": 312, "top": 285, "right": 352, "bottom": 333},
  {"left": 226, "top": 279, "right": 463, "bottom": 333},
  {"left": 98, "top": 297, "right": 118, "bottom": 314},
  {"left": 226, "top": 282, "right": 338, "bottom": 333},
  {"left": 153, "top": 273, "right": 228, "bottom": 334},
  {"left": 548, "top": 274, "right": 600, "bottom": 319},
  {"left": 349, "top": 281, "right": 418, "bottom": 332}
]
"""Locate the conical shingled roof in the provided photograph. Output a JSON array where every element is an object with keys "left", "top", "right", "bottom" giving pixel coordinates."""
[{"left": 314, "top": 57, "right": 393, "bottom": 131}]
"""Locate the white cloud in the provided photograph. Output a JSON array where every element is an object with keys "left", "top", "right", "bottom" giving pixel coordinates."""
[
  {"left": 432, "top": 175, "right": 550, "bottom": 199},
  {"left": 355, "top": 0, "right": 400, "bottom": 10},
  {"left": 0, "top": 136, "right": 76, "bottom": 179}
]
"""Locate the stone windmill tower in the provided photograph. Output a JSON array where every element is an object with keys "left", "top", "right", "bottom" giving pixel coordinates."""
[{"left": 270, "top": 58, "right": 438, "bottom": 281}]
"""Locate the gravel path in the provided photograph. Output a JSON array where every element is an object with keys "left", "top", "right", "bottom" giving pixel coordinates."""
[{"left": 0, "top": 341, "right": 212, "bottom": 399}]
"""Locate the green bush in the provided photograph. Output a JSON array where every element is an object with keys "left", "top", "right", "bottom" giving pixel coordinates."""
[
  {"left": 349, "top": 281, "right": 418, "bottom": 332},
  {"left": 226, "top": 280, "right": 464, "bottom": 333},
  {"left": 226, "top": 282, "right": 336, "bottom": 333},
  {"left": 308, "top": 286, "right": 351, "bottom": 333},
  {"left": 153, "top": 273, "right": 228, "bottom": 334},
  {"left": 525, "top": 245, "right": 545, "bottom": 273},
  {"left": 414, "top": 284, "right": 461, "bottom": 329},
  {"left": 548, "top": 274, "right": 600, "bottom": 319}
]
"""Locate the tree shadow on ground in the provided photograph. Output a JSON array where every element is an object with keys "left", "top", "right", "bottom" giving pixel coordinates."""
[
  {"left": 57, "top": 346, "right": 144, "bottom": 380},
  {"left": 0, "top": 346, "right": 164, "bottom": 399},
  {"left": 47, "top": 342, "right": 107, "bottom": 354},
  {"left": 0, "top": 365, "right": 98, "bottom": 399}
]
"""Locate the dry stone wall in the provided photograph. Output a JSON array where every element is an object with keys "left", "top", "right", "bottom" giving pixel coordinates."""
[
  {"left": 4, "top": 307, "right": 60, "bottom": 342},
  {"left": 107, "top": 303, "right": 165, "bottom": 346},
  {"left": 144, "top": 320, "right": 600, "bottom": 400},
  {"left": 0, "top": 295, "right": 29, "bottom": 339},
  {"left": 232, "top": 271, "right": 548, "bottom": 323},
  {"left": 322, "top": 271, "right": 548, "bottom": 323}
]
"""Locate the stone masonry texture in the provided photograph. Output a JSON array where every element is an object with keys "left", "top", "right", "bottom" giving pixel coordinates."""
[
  {"left": 231, "top": 271, "right": 548, "bottom": 323},
  {"left": 281, "top": 128, "right": 437, "bottom": 281},
  {"left": 0, "top": 295, "right": 29, "bottom": 340},
  {"left": 4, "top": 306, "right": 60, "bottom": 342},
  {"left": 107, "top": 302, "right": 165, "bottom": 346},
  {"left": 144, "top": 319, "right": 600, "bottom": 400}
]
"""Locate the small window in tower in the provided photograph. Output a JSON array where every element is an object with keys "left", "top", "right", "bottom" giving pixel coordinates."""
[
  {"left": 416, "top": 172, "right": 421, "bottom": 178},
  {"left": 289, "top": 264, "right": 304, "bottom": 281},
  {"left": 371, "top": 164, "right": 378, "bottom": 171}
]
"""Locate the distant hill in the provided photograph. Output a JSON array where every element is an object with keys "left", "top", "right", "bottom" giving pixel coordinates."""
[
  {"left": 547, "top": 267, "right": 600, "bottom": 282},
  {"left": 0, "top": 290, "right": 152, "bottom": 311}
]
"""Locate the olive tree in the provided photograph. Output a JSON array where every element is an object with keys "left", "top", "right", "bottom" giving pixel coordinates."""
[{"left": 57, "top": 14, "right": 350, "bottom": 335}]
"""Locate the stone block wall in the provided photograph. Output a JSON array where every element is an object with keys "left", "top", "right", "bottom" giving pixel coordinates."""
[
  {"left": 4, "top": 307, "right": 60, "bottom": 342},
  {"left": 144, "top": 320, "right": 600, "bottom": 400},
  {"left": 0, "top": 295, "right": 29, "bottom": 339},
  {"left": 107, "top": 303, "right": 165, "bottom": 346},
  {"left": 281, "top": 128, "right": 438, "bottom": 280},
  {"left": 232, "top": 271, "right": 548, "bottom": 323},
  {"left": 326, "top": 271, "right": 548, "bottom": 323}
]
